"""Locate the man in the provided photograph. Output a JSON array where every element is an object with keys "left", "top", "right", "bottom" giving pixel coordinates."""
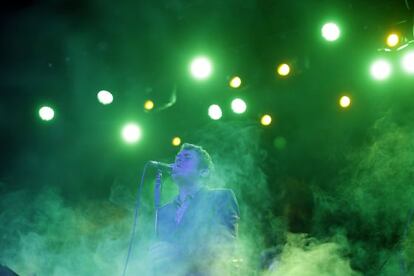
[{"left": 150, "top": 143, "right": 240, "bottom": 275}]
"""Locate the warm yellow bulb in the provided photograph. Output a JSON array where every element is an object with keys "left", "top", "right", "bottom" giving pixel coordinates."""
[
  {"left": 229, "top": 76, "right": 242, "bottom": 88},
  {"left": 339, "top": 96, "right": 351, "bottom": 108},
  {"left": 277, "top": 64, "right": 290, "bottom": 76},
  {"left": 260, "top": 114, "right": 272, "bottom": 126},
  {"left": 144, "top": 100, "right": 154, "bottom": 110},
  {"left": 172, "top": 137, "right": 181, "bottom": 146},
  {"left": 386, "top": 33, "right": 400, "bottom": 48}
]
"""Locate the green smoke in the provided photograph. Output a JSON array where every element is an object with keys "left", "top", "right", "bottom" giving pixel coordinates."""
[
  {"left": 312, "top": 113, "right": 414, "bottom": 274},
  {"left": 0, "top": 186, "right": 156, "bottom": 275}
]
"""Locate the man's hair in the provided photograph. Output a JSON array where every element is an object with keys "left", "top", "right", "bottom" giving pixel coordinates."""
[{"left": 180, "top": 143, "right": 214, "bottom": 173}]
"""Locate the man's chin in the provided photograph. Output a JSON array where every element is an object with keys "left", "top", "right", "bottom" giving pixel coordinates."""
[{"left": 172, "top": 175, "right": 194, "bottom": 186}]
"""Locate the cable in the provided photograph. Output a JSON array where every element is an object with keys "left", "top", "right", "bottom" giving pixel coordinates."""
[
  {"left": 403, "top": 0, "right": 414, "bottom": 38},
  {"left": 405, "top": 0, "right": 411, "bottom": 10},
  {"left": 121, "top": 162, "right": 150, "bottom": 276}
]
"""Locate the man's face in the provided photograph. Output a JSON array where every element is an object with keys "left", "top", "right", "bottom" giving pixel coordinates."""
[{"left": 172, "top": 149, "right": 201, "bottom": 183}]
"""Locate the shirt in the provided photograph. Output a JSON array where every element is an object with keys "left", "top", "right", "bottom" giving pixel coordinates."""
[{"left": 173, "top": 187, "right": 202, "bottom": 225}]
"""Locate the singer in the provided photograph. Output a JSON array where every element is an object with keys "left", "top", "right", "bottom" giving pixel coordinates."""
[{"left": 149, "top": 143, "right": 240, "bottom": 275}]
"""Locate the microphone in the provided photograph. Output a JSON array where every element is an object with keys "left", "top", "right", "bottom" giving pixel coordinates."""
[{"left": 148, "top": 161, "right": 173, "bottom": 173}]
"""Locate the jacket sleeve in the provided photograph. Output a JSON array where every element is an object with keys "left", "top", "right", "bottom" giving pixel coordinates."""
[{"left": 216, "top": 189, "right": 240, "bottom": 238}]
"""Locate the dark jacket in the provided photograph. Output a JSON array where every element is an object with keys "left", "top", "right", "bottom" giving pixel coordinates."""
[
  {"left": 156, "top": 187, "right": 240, "bottom": 275},
  {"left": 0, "top": 265, "right": 19, "bottom": 276}
]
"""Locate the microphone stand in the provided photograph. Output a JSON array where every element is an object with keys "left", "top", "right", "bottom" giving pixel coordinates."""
[{"left": 154, "top": 169, "right": 163, "bottom": 238}]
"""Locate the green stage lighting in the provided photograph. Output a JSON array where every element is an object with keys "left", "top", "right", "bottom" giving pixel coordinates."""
[
  {"left": 97, "top": 90, "right": 113, "bottom": 105},
  {"left": 231, "top": 98, "right": 247, "bottom": 114},
  {"left": 208, "top": 104, "right": 222, "bottom": 120},
  {"left": 122, "top": 123, "right": 142, "bottom": 144},
  {"left": 370, "top": 59, "right": 392, "bottom": 80},
  {"left": 402, "top": 51, "right": 414, "bottom": 74},
  {"left": 190, "top": 56, "right": 212, "bottom": 80},
  {"left": 39, "top": 106, "right": 55, "bottom": 121},
  {"left": 339, "top": 96, "right": 351, "bottom": 108},
  {"left": 322, "top": 22, "right": 340, "bottom": 42},
  {"left": 277, "top": 63, "right": 290, "bottom": 76}
]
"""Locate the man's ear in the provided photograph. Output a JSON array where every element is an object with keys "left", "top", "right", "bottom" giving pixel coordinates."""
[{"left": 199, "top": 169, "right": 210, "bottom": 178}]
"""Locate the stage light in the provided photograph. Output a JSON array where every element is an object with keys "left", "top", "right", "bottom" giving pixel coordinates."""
[
  {"left": 190, "top": 56, "right": 212, "bottom": 80},
  {"left": 121, "top": 123, "right": 142, "bottom": 144},
  {"left": 229, "top": 76, "right": 242, "bottom": 88},
  {"left": 38, "top": 106, "right": 55, "bottom": 121},
  {"left": 97, "top": 90, "right": 113, "bottom": 105},
  {"left": 208, "top": 104, "right": 222, "bottom": 120},
  {"left": 322, "top": 22, "right": 340, "bottom": 41},
  {"left": 144, "top": 100, "right": 154, "bottom": 110},
  {"left": 277, "top": 63, "right": 290, "bottom": 76},
  {"left": 260, "top": 114, "right": 272, "bottom": 126},
  {"left": 172, "top": 137, "right": 181, "bottom": 146},
  {"left": 370, "top": 59, "right": 392, "bottom": 80},
  {"left": 401, "top": 51, "right": 414, "bottom": 74},
  {"left": 339, "top": 96, "right": 351, "bottom": 108},
  {"left": 231, "top": 98, "right": 247, "bottom": 114},
  {"left": 386, "top": 33, "right": 400, "bottom": 48}
]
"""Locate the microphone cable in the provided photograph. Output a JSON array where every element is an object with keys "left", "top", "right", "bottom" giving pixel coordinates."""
[{"left": 121, "top": 162, "right": 150, "bottom": 276}]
